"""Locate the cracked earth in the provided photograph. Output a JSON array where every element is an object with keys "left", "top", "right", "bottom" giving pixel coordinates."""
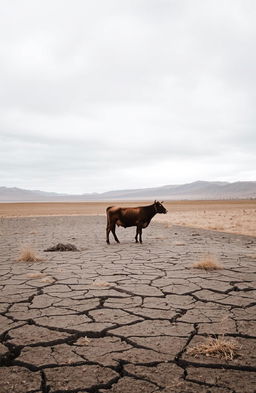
[{"left": 0, "top": 215, "right": 255, "bottom": 393}]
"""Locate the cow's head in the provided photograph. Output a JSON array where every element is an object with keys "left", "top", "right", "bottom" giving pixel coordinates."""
[{"left": 154, "top": 200, "right": 167, "bottom": 214}]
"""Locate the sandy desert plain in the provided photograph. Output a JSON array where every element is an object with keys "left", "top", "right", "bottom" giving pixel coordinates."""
[{"left": 0, "top": 200, "right": 256, "bottom": 393}]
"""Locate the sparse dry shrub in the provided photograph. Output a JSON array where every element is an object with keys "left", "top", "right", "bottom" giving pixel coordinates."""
[
  {"left": 192, "top": 254, "right": 223, "bottom": 270},
  {"left": 17, "top": 247, "right": 42, "bottom": 262},
  {"left": 44, "top": 243, "right": 79, "bottom": 252},
  {"left": 187, "top": 336, "right": 239, "bottom": 360}
]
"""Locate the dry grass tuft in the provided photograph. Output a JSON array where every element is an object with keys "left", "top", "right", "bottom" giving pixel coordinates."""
[
  {"left": 192, "top": 255, "right": 223, "bottom": 270},
  {"left": 92, "top": 280, "right": 111, "bottom": 287},
  {"left": 17, "top": 247, "right": 42, "bottom": 262},
  {"left": 76, "top": 337, "right": 91, "bottom": 345},
  {"left": 40, "top": 276, "right": 55, "bottom": 283},
  {"left": 25, "top": 273, "right": 54, "bottom": 283},
  {"left": 26, "top": 272, "right": 45, "bottom": 279},
  {"left": 187, "top": 337, "right": 240, "bottom": 360}
]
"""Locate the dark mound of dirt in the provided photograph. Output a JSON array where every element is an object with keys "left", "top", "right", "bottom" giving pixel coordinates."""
[{"left": 44, "top": 243, "right": 79, "bottom": 252}]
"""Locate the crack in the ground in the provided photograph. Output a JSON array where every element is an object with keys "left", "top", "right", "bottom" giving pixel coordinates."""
[
  {"left": 178, "top": 358, "right": 256, "bottom": 372},
  {"left": 174, "top": 322, "right": 199, "bottom": 365},
  {"left": 185, "top": 375, "right": 235, "bottom": 393}
]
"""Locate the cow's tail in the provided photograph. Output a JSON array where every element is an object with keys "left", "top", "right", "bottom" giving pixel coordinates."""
[{"left": 106, "top": 206, "right": 113, "bottom": 226}]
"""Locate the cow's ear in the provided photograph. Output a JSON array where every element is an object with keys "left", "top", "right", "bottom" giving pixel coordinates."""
[{"left": 161, "top": 201, "right": 164, "bottom": 203}]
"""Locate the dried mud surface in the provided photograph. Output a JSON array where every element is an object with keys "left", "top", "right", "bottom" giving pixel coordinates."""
[{"left": 0, "top": 215, "right": 255, "bottom": 393}]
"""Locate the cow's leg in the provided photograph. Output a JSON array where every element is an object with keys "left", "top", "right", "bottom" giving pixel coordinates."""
[
  {"left": 135, "top": 226, "right": 139, "bottom": 243},
  {"left": 106, "top": 225, "right": 110, "bottom": 244},
  {"left": 135, "top": 227, "right": 143, "bottom": 243},
  {"left": 139, "top": 228, "right": 143, "bottom": 243},
  {"left": 111, "top": 224, "right": 120, "bottom": 243}
]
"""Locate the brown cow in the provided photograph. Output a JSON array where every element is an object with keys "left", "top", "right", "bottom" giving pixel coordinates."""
[{"left": 106, "top": 201, "right": 167, "bottom": 244}]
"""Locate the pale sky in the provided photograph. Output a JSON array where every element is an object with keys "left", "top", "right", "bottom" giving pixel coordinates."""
[{"left": 0, "top": 0, "right": 255, "bottom": 194}]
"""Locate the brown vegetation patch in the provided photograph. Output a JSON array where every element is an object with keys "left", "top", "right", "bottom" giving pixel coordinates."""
[
  {"left": 17, "top": 247, "right": 42, "bottom": 262},
  {"left": 187, "top": 337, "right": 240, "bottom": 360},
  {"left": 192, "top": 255, "right": 223, "bottom": 270}
]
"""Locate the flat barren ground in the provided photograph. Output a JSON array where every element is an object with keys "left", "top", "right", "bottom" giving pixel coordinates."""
[
  {"left": 0, "top": 199, "right": 256, "bottom": 237},
  {"left": 0, "top": 211, "right": 255, "bottom": 392}
]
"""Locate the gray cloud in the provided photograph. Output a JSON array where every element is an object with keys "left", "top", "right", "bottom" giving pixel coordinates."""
[{"left": 0, "top": 0, "right": 255, "bottom": 193}]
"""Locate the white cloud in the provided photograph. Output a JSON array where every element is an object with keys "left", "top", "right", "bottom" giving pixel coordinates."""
[{"left": 0, "top": 0, "right": 255, "bottom": 193}]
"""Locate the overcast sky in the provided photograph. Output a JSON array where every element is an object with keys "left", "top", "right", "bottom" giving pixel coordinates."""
[{"left": 0, "top": 0, "right": 255, "bottom": 194}]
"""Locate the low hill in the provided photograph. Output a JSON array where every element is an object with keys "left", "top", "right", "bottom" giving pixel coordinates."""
[{"left": 0, "top": 181, "right": 256, "bottom": 202}]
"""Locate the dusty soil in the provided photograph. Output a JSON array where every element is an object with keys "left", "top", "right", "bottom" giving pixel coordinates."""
[
  {"left": 156, "top": 200, "right": 256, "bottom": 238},
  {"left": 0, "top": 200, "right": 255, "bottom": 237},
  {"left": 0, "top": 215, "right": 255, "bottom": 392}
]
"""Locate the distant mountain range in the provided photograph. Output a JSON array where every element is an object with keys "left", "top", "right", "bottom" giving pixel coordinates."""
[{"left": 0, "top": 181, "right": 256, "bottom": 202}]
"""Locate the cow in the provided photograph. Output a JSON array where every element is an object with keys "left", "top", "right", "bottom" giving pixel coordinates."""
[{"left": 106, "top": 200, "right": 167, "bottom": 244}]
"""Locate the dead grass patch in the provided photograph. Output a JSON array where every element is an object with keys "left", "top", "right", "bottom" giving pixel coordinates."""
[
  {"left": 92, "top": 280, "right": 111, "bottom": 287},
  {"left": 26, "top": 272, "right": 45, "bottom": 279},
  {"left": 187, "top": 336, "right": 240, "bottom": 360},
  {"left": 17, "top": 247, "right": 42, "bottom": 262},
  {"left": 76, "top": 337, "right": 91, "bottom": 345},
  {"left": 44, "top": 243, "right": 79, "bottom": 252},
  {"left": 26, "top": 273, "right": 54, "bottom": 283},
  {"left": 192, "top": 255, "right": 223, "bottom": 270},
  {"left": 40, "top": 276, "right": 55, "bottom": 283}
]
